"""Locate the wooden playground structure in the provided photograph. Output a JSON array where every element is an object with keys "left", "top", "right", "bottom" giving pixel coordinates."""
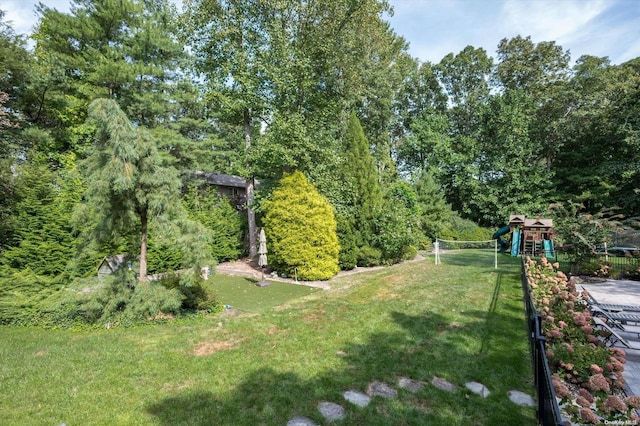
[{"left": 493, "top": 215, "right": 555, "bottom": 257}]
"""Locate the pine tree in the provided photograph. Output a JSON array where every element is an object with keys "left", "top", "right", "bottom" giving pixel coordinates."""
[
  {"left": 263, "top": 171, "right": 340, "bottom": 281},
  {"left": 81, "top": 99, "right": 210, "bottom": 282},
  {"left": 413, "top": 171, "right": 453, "bottom": 241}
]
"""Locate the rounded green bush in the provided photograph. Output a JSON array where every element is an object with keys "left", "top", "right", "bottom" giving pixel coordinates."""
[{"left": 263, "top": 171, "right": 340, "bottom": 281}]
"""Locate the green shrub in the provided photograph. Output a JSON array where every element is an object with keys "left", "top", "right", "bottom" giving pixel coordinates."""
[
  {"left": 356, "top": 245, "right": 382, "bottom": 267},
  {"left": 182, "top": 186, "right": 245, "bottom": 263},
  {"left": 439, "top": 214, "right": 492, "bottom": 241},
  {"left": 159, "top": 272, "right": 219, "bottom": 312},
  {"left": 263, "top": 171, "right": 340, "bottom": 281},
  {"left": 336, "top": 216, "right": 357, "bottom": 270},
  {"left": 372, "top": 189, "right": 420, "bottom": 264}
]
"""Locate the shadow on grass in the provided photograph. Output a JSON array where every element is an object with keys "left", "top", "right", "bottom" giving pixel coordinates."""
[{"left": 147, "top": 270, "right": 535, "bottom": 425}]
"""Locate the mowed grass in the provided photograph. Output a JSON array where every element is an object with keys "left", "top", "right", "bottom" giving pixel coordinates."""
[
  {"left": 206, "top": 275, "right": 320, "bottom": 313},
  {"left": 0, "top": 251, "right": 535, "bottom": 426}
]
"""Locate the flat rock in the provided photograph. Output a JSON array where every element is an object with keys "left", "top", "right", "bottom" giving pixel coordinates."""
[
  {"left": 508, "top": 390, "right": 535, "bottom": 406},
  {"left": 287, "top": 416, "right": 318, "bottom": 426},
  {"left": 343, "top": 390, "right": 371, "bottom": 407},
  {"left": 431, "top": 376, "right": 457, "bottom": 392},
  {"left": 317, "top": 401, "right": 346, "bottom": 421},
  {"left": 398, "top": 377, "right": 426, "bottom": 393},
  {"left": 465, "top": 381, "right": 490, "bottom": 398},
  {"left": 367, "top": 381, "right": 398, "bottom": 398}
]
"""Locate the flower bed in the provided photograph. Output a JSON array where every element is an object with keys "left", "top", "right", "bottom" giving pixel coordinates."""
[{"left": 525, "top": 256, "right": 640, "bottom": 424}]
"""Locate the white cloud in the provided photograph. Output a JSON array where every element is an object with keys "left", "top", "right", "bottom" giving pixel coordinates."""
[
  {"left": 499, "top": 0, "right": 609, "bottom": 44},
  {"left": 388, "top": 0, "right": 640, "bottom": 65},
  {"left": 1, "top": 0, "right": 71, "bottom": 35}
]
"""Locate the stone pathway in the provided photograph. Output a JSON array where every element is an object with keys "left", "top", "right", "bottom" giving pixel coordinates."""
[{"left": 286, "top": 376, "right": 534, "bottom": 424}]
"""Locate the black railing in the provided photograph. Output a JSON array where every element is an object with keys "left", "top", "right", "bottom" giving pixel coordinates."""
[
  {"left": 555, "top": 250, "right": 640, "bottom": 277},
  {"left": 520, "top": 258, "right": 564, "bottom": 426}
]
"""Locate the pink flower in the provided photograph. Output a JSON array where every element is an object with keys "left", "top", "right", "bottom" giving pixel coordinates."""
[
  {"left": 589, "top": 364, "right": 603, "bottom": 374},
  {"left": 546, "top": 349, "right": 555, "bottom": 359},
  {"left": 578, "top": 388, "right": 594, "bottom": 403},
  {"left": 588, "top": 373, "right": 610, "bottom": 392},
  {"left": 558, "top": 320, "right": 567, "bottom": 329},
  {"left": 562, "top": 343, "right": 574, "bottom": 354},
  {"left": 602, "top": 395, "right": 627, "bottom": 412},
  {"left": 548, "top": 329, "right": 564, "bottom": 339},
  {"left": 576, "top": 396, "right": 591, "bottom": 408},
  {"left": 552, "top": 379, "right": 572, "bottom": 399},
  {"left": 624, "top": 395, "right": 640, "bottom": 409},
  {"left": 588, "top": 335, "right": 599, "bottom": 344},
  {"left": 580, "top": 407, "right": 601, "bottom": 424},
  {"left": 581, "top": 325, "right": 593, "bottom": 334}
]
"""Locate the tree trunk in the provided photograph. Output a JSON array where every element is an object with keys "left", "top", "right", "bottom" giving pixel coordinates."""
[
  {"left": 139, "top": 207, "right": 148, "bottom": 282},
  {"left": 244, "top": 107, "right": 257, "bottom": 258}
]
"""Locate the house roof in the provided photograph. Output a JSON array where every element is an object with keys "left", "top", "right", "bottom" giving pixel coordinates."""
[
  {"left": 192, "top": 170, "right": 247, "bottom": 188},
  {"left": 98, "top": 254, "right": 126, "bottom": 272}
]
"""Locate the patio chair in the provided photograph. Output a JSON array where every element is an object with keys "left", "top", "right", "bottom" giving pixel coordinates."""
[
  {"left": 592, "top": 317, "right": 636, "bottom": 349},
  {"left": 581, "top": 286, "right": 640, "bottom": 313}
]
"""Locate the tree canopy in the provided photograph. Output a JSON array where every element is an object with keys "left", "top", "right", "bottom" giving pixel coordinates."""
[{"left": 0, "top": 0, "right": 639, "bottom": 290}]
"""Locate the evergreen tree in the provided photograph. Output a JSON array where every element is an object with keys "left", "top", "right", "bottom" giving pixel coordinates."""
[
  {"left": 182, "top": 185, "right": 245, "bottom": 263},
  {"left": 342, "top": 111, "right": 382, "bottom": 247},
  {"left": 1, "top": 150, "right": 83, "bottom": 276},
  {"left": 263, "top": 171, "right": 339, "bottom": 281},
  {"left": 28, "top": 0, "right": 193, "bottom": 154},
  {"left": 413, "top": 171, "right": 452, "bottom": 241},
  {"left": 80, "top": 98, "right": 210, "bottom": 282}
]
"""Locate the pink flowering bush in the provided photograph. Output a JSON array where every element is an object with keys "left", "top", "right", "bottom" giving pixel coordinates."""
[{"left": 525, "top": 257, "right": 634, "bottom": 424}]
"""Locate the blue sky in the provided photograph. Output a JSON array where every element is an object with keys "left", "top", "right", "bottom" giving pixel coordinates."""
[{"left": 2, "top": 0, "right": 639, "bottom": 65}]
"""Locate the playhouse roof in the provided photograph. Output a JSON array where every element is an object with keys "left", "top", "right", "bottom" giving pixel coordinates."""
[
  {"left": 524, "top": 218, "right": 553, "bottom": 228},
  {"left": 509, "top": 214, "right": 526, "bottom": 224}
]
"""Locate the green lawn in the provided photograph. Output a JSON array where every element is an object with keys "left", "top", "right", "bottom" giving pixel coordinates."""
[
  {"left": 206, "top": 275, "right": 320, "bottom": 313},
  {"left": 0, "top": 251, "right": 535, "bottom": 425}
]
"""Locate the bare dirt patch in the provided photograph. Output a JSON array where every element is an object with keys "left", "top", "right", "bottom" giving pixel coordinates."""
[{"left": 192, "top": 339, "right": 241, "bottom": 356}]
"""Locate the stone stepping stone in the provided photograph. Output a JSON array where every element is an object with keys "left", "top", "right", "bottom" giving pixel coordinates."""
[
  {"left": 343, "top": 390, "right": 372, "bottom": 407},
  {"left": 367, "top": 381, "right": 398, "bottom": 398},
  {"left": 465, "top": 381, "right": 491, "bottom": 398},
  {"left": 398, "top": 377, "right": 426, "bottom": 393},
  {"left": 317, "top": 401, "right": 346, "bottom": 422},
  {"left": 287, "top": 416, "right": 318, "bottom": 426},
  {"left": 508, "top": 390, "right": 535, "bottom": 406},
  {"left": 431, "top": 376, "right": 457, "bottom": 392}
]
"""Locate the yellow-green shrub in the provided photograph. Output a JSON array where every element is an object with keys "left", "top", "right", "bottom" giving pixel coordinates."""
[{"left": 263, "top": 171, "right": 340, "bottom": 281}]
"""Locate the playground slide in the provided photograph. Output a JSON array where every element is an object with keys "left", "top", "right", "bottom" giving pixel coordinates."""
[
  {"left": 492, "top": 225, "right": 511, "bottom": 253},
  {"left": 544, "top": 239, "right": 555, "bottom": 259},
  {"left": 511, "top": 230, "right": 521, "bottom": 257}
]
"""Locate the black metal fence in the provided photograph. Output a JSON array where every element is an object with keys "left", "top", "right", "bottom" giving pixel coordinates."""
[
  {"left": 520, "top": 258, "right": 564, "bottom": 426},
  {"left": 552, "top": 248, "right": 640, "bottom": 276}
]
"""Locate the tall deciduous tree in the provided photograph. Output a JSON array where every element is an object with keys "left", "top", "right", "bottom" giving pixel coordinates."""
[
  {"left": 434, "top": 46, "right": 493, "bottom": 217},
  {"left": 183, "top": 0, "right": 400, "bottom": 257}
]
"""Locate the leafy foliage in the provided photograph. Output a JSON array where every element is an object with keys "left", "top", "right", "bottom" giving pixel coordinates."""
[
  {"left": 263, "top": 171, "right": 340, "bottom": 280},
  {"left": 182, "top": 185, "right": 245, "bottom": 263},
  {"left": 549, "top": 202, "right": 622, "bottom": 269}
]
